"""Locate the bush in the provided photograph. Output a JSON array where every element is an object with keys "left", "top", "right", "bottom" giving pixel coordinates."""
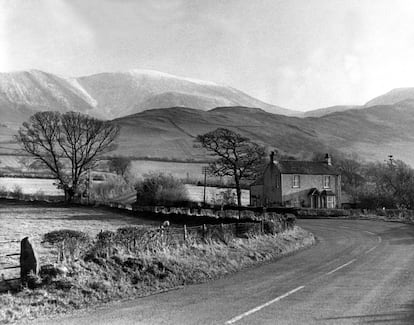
[
  {"left": 33, "top": 190, "right": 46, "bottom": 201},
  {"left": 43, "top": 229, "right": 90, "bottom": 244},
  {"left": 43, "top": 229, "right": 91, "bottom": 262},
  {"left": 11, "top": 185, "right": 23, "bottom": 199},
  {"left": 89, "top": 176, "right": 134, "bottom": 202},
  {"left": 0, "top": 185, "right": 8, "bottom": 197},
  {"left": 135, "top": 173, "right": 189, "bottom": 206}
]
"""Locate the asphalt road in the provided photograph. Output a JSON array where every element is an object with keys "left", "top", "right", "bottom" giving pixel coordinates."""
[{"left": 34, "top": 219, "right": 414, "bottom": 325}]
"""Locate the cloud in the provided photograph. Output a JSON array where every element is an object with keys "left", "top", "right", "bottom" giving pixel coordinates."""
[
  {"left": 0, "top": 2, "right": 10, "bottom": 71},
  {"left": 2, "top": 0, "right": 414, "bottom": 110},
  {"left": 2, "top": 0, "right": 97, "bottom": 74}
]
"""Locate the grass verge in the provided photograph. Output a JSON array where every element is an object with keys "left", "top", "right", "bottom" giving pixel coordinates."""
[{"left": 0, "top": 226, "right": 315, "bottom": 324}]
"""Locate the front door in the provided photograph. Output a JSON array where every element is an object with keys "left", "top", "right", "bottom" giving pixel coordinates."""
[{"left": 311, "top": 195, "right": 319, "bottom": 208}]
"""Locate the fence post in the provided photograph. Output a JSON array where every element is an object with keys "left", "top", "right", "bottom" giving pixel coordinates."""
[
  {"left": 202, "top": 224, "right": 206, "bottom": 239},
  {"left": 183, "top": 224, "right": 187, "bottom": 242},
  {"left": 20, "top": 237, "right": 39, "bottom": 286},
  {"left": 261, "top": 220, "right": 264, "bottom": 234}
]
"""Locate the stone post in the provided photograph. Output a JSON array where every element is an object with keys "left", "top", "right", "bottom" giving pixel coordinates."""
[{"left": 20, "top": 237, "right": 39, "bottom": 285}]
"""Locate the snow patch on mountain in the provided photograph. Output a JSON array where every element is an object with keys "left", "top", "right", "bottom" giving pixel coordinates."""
[{"left": 127, "top": 69, "right": 220, "bottom": 87}]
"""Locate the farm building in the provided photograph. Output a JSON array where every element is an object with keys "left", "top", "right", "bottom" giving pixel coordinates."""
[{"left": 250, "top": 153, "right": 341, "bottom": 208}]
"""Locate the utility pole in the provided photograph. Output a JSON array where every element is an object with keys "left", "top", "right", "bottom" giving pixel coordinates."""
[{"left": 202, "top": 166, "right": 208, "bottom": 206}]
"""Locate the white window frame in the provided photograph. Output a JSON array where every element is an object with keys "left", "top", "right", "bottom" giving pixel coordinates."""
[
  {"left": 323, "top": 175, "right": 331, "bottom": 189},
  {"left": 327, "top": 195, "right": 335, "bottom": 208},
  {"left": 292, "top": 175, "right": 300, "bottom": 188}
]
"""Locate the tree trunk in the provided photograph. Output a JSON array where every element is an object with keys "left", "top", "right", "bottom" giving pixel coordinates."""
[
  {"left": 235, "top": 177, "right": 242, "bottom": 208},
  {"left": 64, "top": 187, "right": 75, "bottom": 204}
]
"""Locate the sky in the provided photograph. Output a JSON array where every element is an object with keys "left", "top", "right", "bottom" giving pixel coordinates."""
[{"left": 1, "top": 0, "right": 414, "bottom": 111}]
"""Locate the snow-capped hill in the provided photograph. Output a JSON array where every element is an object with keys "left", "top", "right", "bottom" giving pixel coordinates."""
[
  {"left": 0, "top": 69, "right": 299, "bottom": 122},
  {"left": 0, "top": 70, "right": 96, "bottom": 112},
  {"left": 127, "top": 69, "right": 219, "bottom": 87},
  {"left": 77, "top": 69, "right": 296, "bottom": 118}
]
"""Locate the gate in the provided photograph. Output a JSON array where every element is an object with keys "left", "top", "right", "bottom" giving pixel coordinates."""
[{"left": 0, "top": 239, "right": 21, "bottom": 291}]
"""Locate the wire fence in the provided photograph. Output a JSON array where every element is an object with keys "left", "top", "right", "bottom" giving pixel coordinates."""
[
  {"left": 0, "top": 239, "right": 21, "bottom": 291},
  {"left": 53, "top": 218, "right": 295, "bottom": 262}
]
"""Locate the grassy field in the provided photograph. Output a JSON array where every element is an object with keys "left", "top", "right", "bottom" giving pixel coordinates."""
[
  {"left": 0, "top": 177, "right": 63, "bottom": 196},
  {"left": 0, "top": 202, "right": 161, "bottom": 280},
  {"left": 0, "top": 226, "right": 315, "bottom": 323},
  {"left": 129, "top": 160, "right": 212, "bottom": 182},
  {"left": 0, "top": 156, "right": 225, "bottom": 184},
  {"left": 0, "top": 176, "right": 251, "bottom": 206}
]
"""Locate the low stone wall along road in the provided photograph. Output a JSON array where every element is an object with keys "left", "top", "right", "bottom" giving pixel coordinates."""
[{"left": 32, "top": 219, "right": 414, "bottom": 325}]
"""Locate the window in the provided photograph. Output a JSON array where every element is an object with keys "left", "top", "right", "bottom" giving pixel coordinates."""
[
  {"left": 275, "top": 176, "right": 280, "bottom": 188},
  {"left": 323, "top": 175, "right": 331, "bottom": 188},
  {"left": 327, "top": 196, "right": 335, "bottom": 208},
  {"left": 293, "top": 175, "right": 300, "bottom": 188}
]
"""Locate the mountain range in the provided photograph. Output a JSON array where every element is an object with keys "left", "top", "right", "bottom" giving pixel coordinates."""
[
  {"left": 0, "top": 69, "right": 295, "bottom": 123},
  {"left": 1, "top": 69, "right": 414, "bottom": 165}
]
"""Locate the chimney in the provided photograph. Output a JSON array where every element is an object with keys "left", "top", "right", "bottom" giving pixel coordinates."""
[
  {"left": 324, "top": 153, "right": 332, "bottom": 166},
  {"left": 270, "top": 151, "right": 275, "bottom": 163}
]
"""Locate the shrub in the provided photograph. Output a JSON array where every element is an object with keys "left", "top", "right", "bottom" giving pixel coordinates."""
[
  {"left": 135, "top": 172, "right": 189, "bottom": 206},
  {"left": 43, "top": 229, "right": 90, "bottom": 244},
  {"left": 0, "top": 185, "right": 8, "bottom": 197},
  {"left": 43, "top": 229, "right": 91, "bottom": 262},
  {"left": 33, "top": 190, "right": 46, "bottom": 201},
  {"left": 11, "top": 185, "right": 23, "bottom": 199},
  {"left": 89, "top": 176, "right": 134, "bottom": 202}
]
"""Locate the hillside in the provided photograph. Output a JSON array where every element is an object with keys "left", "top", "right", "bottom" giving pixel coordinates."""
[
  {"left": 2, "top": 104, "right": 414, "bottom": 166},
  {"left": 0, "top": 70, "right": 96, "bottom": 115},
  {"left": 365, "top": 88, "right": 414, "bottom": 107},
  {"left": 77, "top": 70, "right": 296, "bottom": 118},
  {"left": 0, "top": 69, "right": 298, "bottom": 121},
  {"left": 303, "top": 105, "right": 361, "bottom": 117},
  {"left": 3, "top": 75, "right": 414, "bottom": 166},
  {"left": 112, "top": 104, "right": 414, "bottom": 165}
]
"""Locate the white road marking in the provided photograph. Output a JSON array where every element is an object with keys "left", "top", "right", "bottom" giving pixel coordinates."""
[
  {"left": 325, "top": 259, "right": 357, "bottom": 275},
  {"left": 224, "top": 286, "right": 305, "bottom": 324},
  {"left": 365, "top": 246, "right": 377, "bottom": 254},
  {"left": 225, "top": 232, "right": 382, "bottom": 324}
]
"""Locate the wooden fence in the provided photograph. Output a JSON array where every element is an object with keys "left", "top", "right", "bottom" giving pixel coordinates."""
[
  {"left": 157, "top": 222, "right": 263, "bottom": 245},
  {"left": 0, "top": 239, "right": 21, "bottom": 291},
  {"left": 95, "top": 220, "right": 292, "bottom": 257}
]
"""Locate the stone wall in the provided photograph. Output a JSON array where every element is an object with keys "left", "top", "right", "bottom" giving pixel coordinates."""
[{"left": 297, "top": 208, "right": 414, "bottom": 225}]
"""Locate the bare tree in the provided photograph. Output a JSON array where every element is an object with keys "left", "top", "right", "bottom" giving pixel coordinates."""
[
  {"left": 196, "top": 128, "right": 265, "bottom": 207},
  {"left": 16, "top": 111, "right": 120, "bottom": 202}
]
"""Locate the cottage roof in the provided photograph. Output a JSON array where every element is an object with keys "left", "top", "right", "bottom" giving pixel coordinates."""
[{"left": 277, "top": 160, "right": 340, "bottom": 175}]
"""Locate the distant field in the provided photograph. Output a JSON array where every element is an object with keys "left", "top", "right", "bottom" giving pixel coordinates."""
[
  {"left": 0, "top": 177, "right": 63, "bottom": 196},
  {"left": 0, "top": 155, "right": 22, "bottom": 168},
  {"left": 0, "top": 203, "right": 161, "bottom": 278},
  {"left": 0, "top": 176, "right": 250, "bottom": 206},
  {"left": 112, "top": 185, "right": 250, "bottom": 206},
  {"left": 185, "top": 185, "right": 250, "bottom": 206},
  {"left": 129, "top": 160, "right": 210, "bottom": 182},
  {"left": 0, "top": 156, "right": 214, "bottom": 182}
]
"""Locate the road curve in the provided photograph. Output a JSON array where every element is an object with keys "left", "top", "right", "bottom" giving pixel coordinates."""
[{"left": 34, "top": 219, "right": 414, "bottom": 325}]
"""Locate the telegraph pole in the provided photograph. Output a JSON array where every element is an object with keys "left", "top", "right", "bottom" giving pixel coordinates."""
[{"left": 202, "top": 166, "right": 208, "bottom": 206}]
